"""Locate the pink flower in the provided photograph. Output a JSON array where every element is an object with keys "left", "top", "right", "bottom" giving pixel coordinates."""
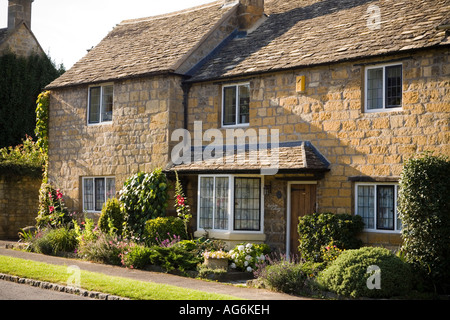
[{"left": 49, "top": 206, "right": 55, "bottom": 213}]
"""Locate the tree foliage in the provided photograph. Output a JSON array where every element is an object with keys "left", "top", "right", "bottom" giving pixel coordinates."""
[{"left": 0, "top": 52, "right": 64, "bottom": 148}]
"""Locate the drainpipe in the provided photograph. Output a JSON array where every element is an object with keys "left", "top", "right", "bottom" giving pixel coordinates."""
[{"left": 182, "top": 81, "right": 192, "bottom": 130}]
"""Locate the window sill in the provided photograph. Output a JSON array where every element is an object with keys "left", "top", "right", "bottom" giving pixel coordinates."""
[
  {"left": 221, "top": 123, "right": 250, "bottom": 129},
  {"left": 364, "top": 107, "right": 403, "bottom": 113},
  {"left": 194, "top": 230, "right": 266, "bottom": 241},
  {"left": 87, "top": 121, "right": 113, "bottom": 126},
  {"left": 362, "top": 229, "right": 401, "bottom": 234}
]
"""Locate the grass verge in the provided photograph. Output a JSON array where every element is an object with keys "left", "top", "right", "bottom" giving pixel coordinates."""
[{"left": 0, "top": 255, "right": 241, "bottom": 300}]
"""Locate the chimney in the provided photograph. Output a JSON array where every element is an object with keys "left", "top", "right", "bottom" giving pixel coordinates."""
[
  {"left": 7, "top": 0, "right": 33, "bottom": 31},
  {"left": 237, "top": 0, "right": 264, "bottom": 30}
]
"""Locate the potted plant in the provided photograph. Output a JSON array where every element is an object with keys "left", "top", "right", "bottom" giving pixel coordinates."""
[{"left": 202, "top": 250, "right": 230, "bottom": 270}]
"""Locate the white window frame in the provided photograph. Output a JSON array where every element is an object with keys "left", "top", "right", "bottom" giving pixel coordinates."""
[
  {"left": 87, "top": 83, "right": 114, "bottom": 125},
  {"left": 221, "top": 83, "right": 250, "bottom": 128},
  {"left": 197, "top": 174, "right": 264, "bottom": 234},
  {"left": 354, "top": 182, "right": 401, "bottom": 233},
  {"left": 82, "top": 176, "right": 116, "bottom": 213},
  {"left": 364, "top": 63, "right": 403, "bottom": 113}
]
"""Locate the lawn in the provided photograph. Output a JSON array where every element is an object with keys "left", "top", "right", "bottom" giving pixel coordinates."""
[{"left": 0, "top": 255, "right": 241, "bottom": 300}]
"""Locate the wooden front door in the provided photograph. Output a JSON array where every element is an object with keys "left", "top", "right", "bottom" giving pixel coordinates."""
[{"left": 290, "top": 184, "right": 316, "bottom": 256}]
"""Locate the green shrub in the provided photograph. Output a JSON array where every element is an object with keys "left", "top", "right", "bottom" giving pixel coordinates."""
[
  {"left": 398, "top": 153, "right": 450, "bottom": 294},
  {"left": 98, "top": 198, "right": 124, "bottom": 236},
  {"left": 258, "top": 260, "right": 322, "bottom": 295},
  {"left": 144, "top": 216, "right": 187, "bottom": 246},
  {"left": 148, "top": 246, "right": 202, "bottom": 272},
  {"left": 121, "top": 244, "right": 154, "bottom": 269},
  {"left": 29, "top": 227, "right": 77, "bottom": 256},
  {"left": 317, "top": 247, "right": 413, "bottom": 298},
  {"left": 119, "top": 169, "right": 169, "bottom": 238},
  {"left": 298, "top": 212, "right": 364, "bottom": 262},
  {"left": 76, "top": 233, "right": 127, "bottom": 266},
  {"left": 120, "top": 245, "right": 202, "bottom": 272},
  {"left": 0, "top": 135, "right": 45, "bottom": 177}
]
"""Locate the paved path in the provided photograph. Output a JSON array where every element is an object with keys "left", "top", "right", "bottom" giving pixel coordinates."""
[{"left": 0, "top": 242, "right": 308, "bottom": 301}]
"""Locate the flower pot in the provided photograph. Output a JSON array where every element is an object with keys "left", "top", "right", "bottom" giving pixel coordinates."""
[{"left": 204, "top": 257, "right": 229, "bottom": 270}]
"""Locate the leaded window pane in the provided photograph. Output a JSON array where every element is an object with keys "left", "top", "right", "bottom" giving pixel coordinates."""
[
  {"left": 234, "top": 178, "right": 261, "bottom": 231},
  {"left": 367, "top": 68, "right": 383, "bottom": 110},
  {"left": 83, "top": 178, "right": 94, "bottom": 211},
  {"left": 223, "top": 86, "right": 236, "bottom": 126},
  {"left": 357, "top": 185, "right": 375, "bottom": 229},
  {"left": 386, "top": 65, "right": 402, "bottom": 108},
  {"left": 214, "top": 177, "right": 229, "bottom": 230},
  {"left": 95, "top": 178, "right": 105, "bottom": 212},
  {"left": 377, "top": 186, "right": 395, "bottom": 230},
  {"left": 199, "top": 177, "right": 214, "bottom": 229}
]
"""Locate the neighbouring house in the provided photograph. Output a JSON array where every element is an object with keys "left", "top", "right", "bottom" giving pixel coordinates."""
[
  {"left": 45, "top": 0, "right": 450, "bottom": 254},
  {"left": 0, "top": 0, "right": 44, "bottom": 239},
  {"left": 0, "top": 0, "right": 44, "bottom": 57}
]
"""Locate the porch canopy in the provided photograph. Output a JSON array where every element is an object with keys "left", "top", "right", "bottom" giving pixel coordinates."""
[{"left": 165, "top": 140, "right": 330, "bottom": 177}]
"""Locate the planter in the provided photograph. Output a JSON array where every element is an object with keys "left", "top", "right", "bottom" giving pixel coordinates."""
[{"left": 203, "top": 257, "right": 229, "bottom": 270}]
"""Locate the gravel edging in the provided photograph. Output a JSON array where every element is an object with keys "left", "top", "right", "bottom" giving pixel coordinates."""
[{"left": 0, "top": 273, "right": 129, "bottom": 300}]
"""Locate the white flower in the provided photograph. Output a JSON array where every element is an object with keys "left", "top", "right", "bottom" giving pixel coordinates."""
[
  {"left": 246, "top": 243, "right": 253, "bottom": 249},
  {"left": 230, "top": 263, "right": 236, "bottom": 269},
  {"left": 238, "top": 245, "right": 245, "bottom": 251},
  {"left": 245, "top": 255, "right": 252, "bottom": 261},
  {"left": 246, "top": 266, "right": 253, "bottom": 272},
  {"left": 260, "top": 254, "right": 265, "bottom": 261},
  {"left": 244, "top": 261, "right": 249, "bottom": 266}
]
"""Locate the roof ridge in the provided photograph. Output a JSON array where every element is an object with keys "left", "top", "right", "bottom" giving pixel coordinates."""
[{"left": 119, "top": 0, "right": 226, "bottom": 25}]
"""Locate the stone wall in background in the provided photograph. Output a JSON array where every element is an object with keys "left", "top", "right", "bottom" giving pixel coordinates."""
[{"left": 0, "top": 175, "right": 41, "bottom": 239}]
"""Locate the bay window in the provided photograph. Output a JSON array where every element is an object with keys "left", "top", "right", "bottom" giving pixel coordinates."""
[{"left": 198, "top": 175, "right": 262, "bottom": 232}]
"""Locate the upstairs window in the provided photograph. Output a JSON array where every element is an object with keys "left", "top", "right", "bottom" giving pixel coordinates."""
[
  {"left": 88, "top": 84, "right": 113, "bottom": 124},
  {"left": 222, "top": 83, "right": 250, "bottom": 127},
  {"left": 365, "top": 64, "right": 402, "bottom": 112}
]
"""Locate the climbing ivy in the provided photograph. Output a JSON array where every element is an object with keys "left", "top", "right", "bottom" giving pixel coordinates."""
[{"left": 35, "top": 91, "right": 50, "bottom": 155}]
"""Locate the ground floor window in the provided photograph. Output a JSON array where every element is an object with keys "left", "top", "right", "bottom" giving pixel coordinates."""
[
  {"left": 198, "top": 175, "right": 262, "bottom": 232},
  {"left": 355, "top": 183, "right": 401, "bottom": 232},
  {"left": 83, "top": 177, "right": 115, "bottom": 212}
]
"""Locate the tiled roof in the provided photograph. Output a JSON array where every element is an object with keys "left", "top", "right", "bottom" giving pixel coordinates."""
[
  {"left": 46, "top": 1, "right": 236, "bottom": 89},
  {"left": 189, "top": 0, "right": 450, "bottom": 82},
  {"left": 165, "top": 141, "right": 330, "bottom": 173}
]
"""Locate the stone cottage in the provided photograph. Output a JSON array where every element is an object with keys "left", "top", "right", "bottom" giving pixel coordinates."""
[
  {"left": 0, "top": 0, "right": 43, "bottom": 57},
  {"left": 46, "top": 0, "right": 450, "bottom": 253}
]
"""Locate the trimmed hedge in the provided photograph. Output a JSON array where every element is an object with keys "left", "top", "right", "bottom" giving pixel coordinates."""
[
  {"left": 398, "top": 153, "right": 450, "bottom": 294},
  {"left": 298, "top": 212, "right": 364, "bottom": 262}
]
